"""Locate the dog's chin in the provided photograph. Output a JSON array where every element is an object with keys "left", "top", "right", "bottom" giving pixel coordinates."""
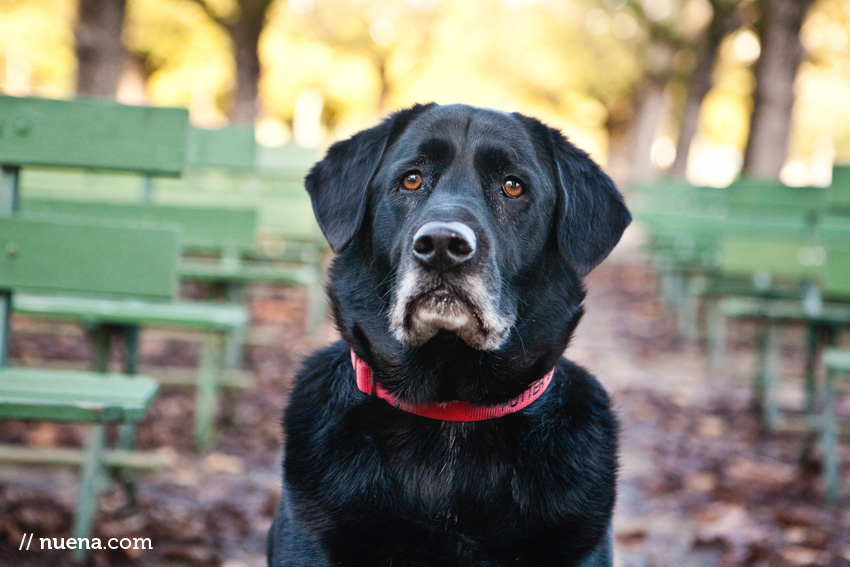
[{"left": 392, "top": 293, "right": 510, "bottom": 351}]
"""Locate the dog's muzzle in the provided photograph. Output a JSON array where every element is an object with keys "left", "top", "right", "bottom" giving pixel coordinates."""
[{"left": 390, "top": 221, "right": 513, "bottom": 351}]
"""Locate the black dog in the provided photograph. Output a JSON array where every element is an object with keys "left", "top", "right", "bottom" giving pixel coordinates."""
[{"left": 268, "top": 103, "right": 630, "bottom": 567}]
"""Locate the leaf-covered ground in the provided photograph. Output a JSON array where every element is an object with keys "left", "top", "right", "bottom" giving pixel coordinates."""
[{"left": 0, "top": 247, "right": 848, "bottom": 566}]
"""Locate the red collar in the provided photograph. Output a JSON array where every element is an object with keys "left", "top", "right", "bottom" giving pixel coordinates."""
[{"left": 351, "top": 350, "right": 555, "bottom": 422}]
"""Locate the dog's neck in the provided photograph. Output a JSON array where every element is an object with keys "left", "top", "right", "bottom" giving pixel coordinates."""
[{"left": 351, "top": 349, "right": 555, "bottom": 421}]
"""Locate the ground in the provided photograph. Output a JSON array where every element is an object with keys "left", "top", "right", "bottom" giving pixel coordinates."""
[{"left": 0, "top": 238, "right": 848, "bottom": 567}]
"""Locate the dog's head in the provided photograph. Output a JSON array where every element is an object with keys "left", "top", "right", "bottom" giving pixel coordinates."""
[{"left": 307, "top": 103, "right": 630, "bottom": 403}]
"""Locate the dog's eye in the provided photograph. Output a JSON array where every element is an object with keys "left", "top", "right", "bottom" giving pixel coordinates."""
[
  {"left": 503, "top": 177, "right": 523, "bottom": 198},
  {"left": 402, "top": 172, "right": 423, "bottom": 191}
]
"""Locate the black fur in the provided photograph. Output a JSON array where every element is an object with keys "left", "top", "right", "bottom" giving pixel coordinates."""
[{"left": 269, "top": 104, "right": 630, "bottom": 567}]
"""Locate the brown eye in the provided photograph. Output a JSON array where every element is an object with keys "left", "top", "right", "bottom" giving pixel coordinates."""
[
  {"left": 402, "top": 172, "right": 423, "bottom": 191},
  {"left": 503, "top": 177, "right": 523, "bottom": 198}
]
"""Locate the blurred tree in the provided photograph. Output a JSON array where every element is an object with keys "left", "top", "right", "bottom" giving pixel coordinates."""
[
  {"left": 742, "top": 0, "right": 815, "bottom": 178},
  {"left": 123, "top": 0, "right": 232, "bottom": 123},
  {"left": 669, "top": 0, "right": 744, "bottom": 178},
  {"left": 611, "top": 0, "right": 690, "bottom": 184},
  {"left": 192, "top": 0, "right": 274, "bottom": 123},
  {"left": 75, "top": 0, "right": 127, "bottom": 98}
]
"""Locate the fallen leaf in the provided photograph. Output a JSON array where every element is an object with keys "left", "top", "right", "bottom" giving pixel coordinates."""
[
  {"left": 781, "top": 546, "right": 828, "bottom": 566},
  {"left": 203, "top": 452, "right": 245, "bottom": 474}
]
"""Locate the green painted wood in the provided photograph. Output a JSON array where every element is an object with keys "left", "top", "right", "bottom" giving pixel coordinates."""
[
  {"left": 195, "top": 333, "right": 224, "bottom": 449},
  {"left": 0, "top": 443, "right": 168, "bottom": 470},
  {"left": 825, "top": 247, "right": 850, "bottom": 299},
  {"left": 821, "top": 363, "right": 840, "bottom": 502},
  {"left": 20, "top": 169, "right": 142, "bottom": 198},
  {"left": 179, "top": 260, "right": 319, "bottom": 285},
  {"left": 0, "top": 95, "right": 188, "bottom": 175},
  {"left": 726, "top": 179, "right": 827, "bottom": 220},
  {"left": 632, "top": 181, "right": 726, "bottom": 218},
  {"left": 824, "top": 348, "right": 850, "bottom": 371},
  {"left": 19, "top": 199, "right": 257, "bottom": 253},
  {"left": 254, "top": 143, "right": 318, "bottom": 177},
  {"left": 0, "top": 216, "right": 180, "bottom": 299},
  {"left": 13, "top": 294, "right": 248, "bottom": 332},
  {"left": 186, "top": 125, "right": 256, "bottom": 170},
  {"left": 830, "top": 164, "right": 850, "bottom": 211},
  {"left": 721, "top": 297, "right": 850, "bottom": 324},
  {"left": 0, "top": 368, "right": 159, "bottom": 423},
  {"left": 719, "top": 234, "right": 825, "bottom": 282}
]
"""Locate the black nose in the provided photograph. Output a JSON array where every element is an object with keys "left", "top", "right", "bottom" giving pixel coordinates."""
[{"left": 412, "top": 221, "right": 477, "bottom": 270}]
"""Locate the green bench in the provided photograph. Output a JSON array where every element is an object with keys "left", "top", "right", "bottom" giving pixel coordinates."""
[
  {"left": 636, "top": 172, "right": 850, "bottom": 500},
  {"left": 633, "top": 179, "right": 819, "bottom": 338},
  {"left": 19, "top": 131, "right": 328, "bottom": 333},
  {"left": 147, "top": 137, "right": 328, "bottom": 332},
  {"left": 2, "top": 96, "right": 248, "bottom": 451},
  {"left": 0, "top": 215, "right": 180, "bottom": 556}
]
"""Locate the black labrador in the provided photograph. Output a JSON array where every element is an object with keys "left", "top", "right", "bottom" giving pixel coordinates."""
[{"left": 268, "top": 103, "right": 631, "bottom": 567}]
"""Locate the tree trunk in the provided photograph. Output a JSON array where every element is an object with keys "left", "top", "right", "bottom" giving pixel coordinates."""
[
  {"left": 228, "top": 0, "right": 272, "bottom": 124},
  {"left": 626, "top": 40, "right": 676, "bottom": 185},
  {"left": 75, "top": 0, "right": 127, "bottom": 99},
  {"left": 742, "top": 0, "right": 813, "bottom": 179},
  {"left": 670, "top": 2, "right": 739, "bottom": 178},
  {"left": 628, "top": 78, "right": 669, "bottom": 184}
]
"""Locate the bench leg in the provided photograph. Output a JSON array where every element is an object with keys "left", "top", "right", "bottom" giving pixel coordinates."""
[
  {"left": 0, "top": 291, "right": 10, "bottom": 369},
  {"left": 803, "top": 324, "right": 821, "bottom": 417},
  {"left": 196, "top": 332, "right": 224, "bottom": 449},
  {"left": 821, "top": 365, "right": 840, "bottom": 502},
  {"left": 72, "top": 425, "right": 107, "bottom": 561},
  {"left": 679, "top": 274, "right": 702, "bottom": 342},
  {"left": 755, "top": 322, "right": 781, "bottom": 430},
  {"left": 87, "top": 324, "right": 112, "bottom": 373},
  {"left": 224, "top": 283, "right": 247, "bottom": 369},
  {"left": 705, "top": 297, "right": 726, "bottom": 370},
  {"left": 117, "top": 326, "right": 141, "bottom": 451},
  {"left": 659, "top": 268, "right": 683, "bottom": 312}
]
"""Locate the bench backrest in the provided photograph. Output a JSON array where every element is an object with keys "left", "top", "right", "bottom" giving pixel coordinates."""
[
  {"left": 0, "top": 95, "right": 188, "bottom": 174},
  {"left": 19, "top": 199, "right": 257, "bottom": 254},
  {"left": 632, "top": 181, "right": 726, "bottom": 218},
  {"left": 825, "top": 247, "right": 850, "bottom": 298},
  {"left": 185, "top": 125, "right": 256, "bottom": 171},
  {"left": 254, "top": 144, "right": 318, "bottom": 180},
  {"left": 718, "top": 232, "right": 824, "bottom": 283},
  {"left": 820, "top": 218, "right": 850, "bottom": 299},
  {"left": 829, "top": 164, "right": 850, "bottom": 213},
  {"left": 726, "top": 179, "right": 826, "bottom": 222},
  {"left": 0, "top": 216, "right": 180, "bottom": 299}
]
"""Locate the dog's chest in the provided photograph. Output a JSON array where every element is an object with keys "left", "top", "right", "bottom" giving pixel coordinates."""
[{"left": 368, "top": 421, "right": 542, "bottom": 530}]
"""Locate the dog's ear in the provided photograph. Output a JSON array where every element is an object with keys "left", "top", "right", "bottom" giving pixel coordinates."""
[
  {"left": 306, "top": 103, "right": 435, "bottom": 253},
  {"left": 550, "top": 130, "right": 630, "bottom": 276},
  {"left": 518, "top": 114, "right": 630, "bottom": 277}
]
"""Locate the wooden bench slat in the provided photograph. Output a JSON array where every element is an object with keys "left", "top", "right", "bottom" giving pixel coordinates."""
[
  {"left": 0, "top": 443, "right": 169, "bottom": 470},
  {"left": 186, "top": 125, "right": 256, "bottom": 170},
  {"left": 13, "top": 294, "right": 248, "bottom": 332},
  {"left": 20, "top": 199, "right": 258, "bottom": 253},
  {"left": 824, "top": 348, "right": 850, "bottom": 371},
  {"left": 0, "top": 216, "right": 180, "bottom": 300},
  {"left": 0, "top": 368, "right": 159, "bottom": 424},
  {"left": 0, "top": 95, "right": 188, "bottom": 175},
  {"left": 178, "top": 260, "right": 319, "bottom": 285},
  {"left": 721, "top": 297, "right": 850, "bottom": 323}
]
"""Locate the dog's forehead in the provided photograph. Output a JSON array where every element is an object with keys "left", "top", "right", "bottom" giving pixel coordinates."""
[{"left": 389, "top": 105, "right": 537, "bottom": 162}]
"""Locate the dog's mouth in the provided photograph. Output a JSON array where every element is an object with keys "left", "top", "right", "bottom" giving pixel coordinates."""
[{"left": 389, "top": 271, "right": 513, "bottom": 351}]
